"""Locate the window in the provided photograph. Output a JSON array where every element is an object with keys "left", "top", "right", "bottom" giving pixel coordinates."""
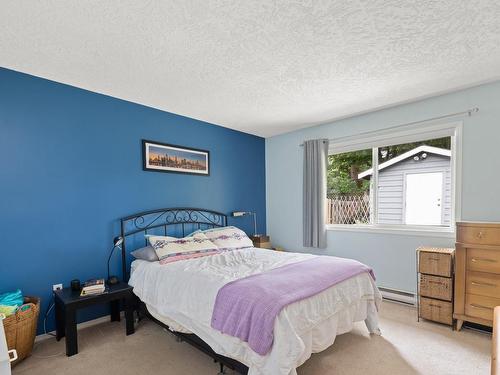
[
  {"left": 327, "top": 148, "right": 372, "bottom": 224},
  {"left": 326, "top": 122, "right": 461, "bottom": 234}
]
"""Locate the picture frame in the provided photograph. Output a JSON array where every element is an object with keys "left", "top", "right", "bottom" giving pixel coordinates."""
[{"left": 142, "top": 139, "right": 210, "bottom": 176}]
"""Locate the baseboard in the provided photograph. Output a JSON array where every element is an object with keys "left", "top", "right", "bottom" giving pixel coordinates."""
[
  {"left": 35, "top": 313, "right": 123, "bottom": 343},
  {"left": 379, "top": 287, "right": 416, "bottom": 306}
]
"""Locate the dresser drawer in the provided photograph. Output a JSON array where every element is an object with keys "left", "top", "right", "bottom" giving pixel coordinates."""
[
  {"left": 467, "top": 248, "right": 500, "bottom": 274},
  {"left": 466, "top": 271, "right": 500, "bottom": 298},
  {"left": 419, "top": 297, "right": 453, "bottom": 325},
  {"left": 419, "top": 251, "right": 452, "bottom": 277},
  {"left": 458, "top": 224, "right": 500, "bottom": 246},
  {"left": 420, "top": 274, "right": 452, "bottom": 301},
  {"left": 465, "top": 294, "right": 500, "bottom": 322}
]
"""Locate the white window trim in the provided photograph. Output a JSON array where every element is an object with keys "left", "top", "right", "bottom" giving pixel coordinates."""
[
  {"left": 326, "top": 223, "right": 456, "bottom": 238},
  {"left": 327, "top": 120, "right": 462, "bottom": 236}
]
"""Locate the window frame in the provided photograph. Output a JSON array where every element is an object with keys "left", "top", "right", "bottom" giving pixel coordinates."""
[{"left": 326, "top": 121, "right": 462, "bottom": 237}]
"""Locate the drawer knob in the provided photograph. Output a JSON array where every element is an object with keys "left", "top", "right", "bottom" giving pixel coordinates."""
[
  {"left": 477, "top": 231, "right": 484, "bottom": 238},
  {"left": 471, "top": 257, "right": 496, "bottom": 263},
  {"left": 428, "top": 281, "right": 445, "bottom": 286},
  {"left": 470, "top": 304, "right": 492, "bottom": 310},
  {"left": 471, "top": 281, "right": 496, "bottom": 287},
  {"left": 428, "top": 303, "right": 442, "bottom": 308}
]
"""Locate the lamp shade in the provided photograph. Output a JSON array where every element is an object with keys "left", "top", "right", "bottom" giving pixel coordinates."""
[{"left": 113, "top": 236, "right": 123, "bottom": 247}]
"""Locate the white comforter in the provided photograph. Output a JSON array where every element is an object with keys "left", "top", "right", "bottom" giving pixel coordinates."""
[{"left": 129, "top": 248, "right": 381, "bottom": 375}]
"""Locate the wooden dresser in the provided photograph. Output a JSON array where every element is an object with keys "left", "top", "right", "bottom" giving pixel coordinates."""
[
  {"left": 454, "top": 221, "right": 500, "bottom": 331},
  {"left": 417, "top": 247, "right": 455, "bottom": 326}
]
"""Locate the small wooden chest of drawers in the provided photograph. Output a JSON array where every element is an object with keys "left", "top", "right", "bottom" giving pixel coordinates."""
[
  {"left": 417, "top": 247, "right": 455, "bottom": 326},
  {"left": 454, "top": 222, "right": 500, "bottom": 330},
  {"left": 251, "top": 235, "right": 271, "bottom": 249}
]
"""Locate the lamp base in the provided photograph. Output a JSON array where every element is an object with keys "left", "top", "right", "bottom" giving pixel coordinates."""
[{"left": 107, "top": 276, "right": 119, "bottom": 286}]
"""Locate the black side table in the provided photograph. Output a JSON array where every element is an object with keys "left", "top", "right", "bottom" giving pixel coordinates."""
[{"left": 54, "top": 281, "right": 135, "bottom": 356}]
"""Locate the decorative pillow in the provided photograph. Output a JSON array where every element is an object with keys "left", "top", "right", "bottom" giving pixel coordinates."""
[
  {"left": 202, "top": 226, "right": 253, "bottom": 250},
  {"left": 148, "top": 232, "right": 219, "bottom": 264},
  {"left": 131, "top": 246, "right": 159, "bottom": 262},
  {"left": 186, "top": 229, "right": 202, "bottom": 237}
]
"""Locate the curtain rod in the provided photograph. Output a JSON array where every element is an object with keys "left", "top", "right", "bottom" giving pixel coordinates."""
[{"left": 299, "top": 107, "right": 479, "bottom": 146}]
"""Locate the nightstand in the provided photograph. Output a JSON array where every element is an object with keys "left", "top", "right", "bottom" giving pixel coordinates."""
[
  {"left": 54, "top": 281, "right": 135, "bottom": 356},
  {"left": 251, "top": 235, "right": 271, "bottom": 249}
]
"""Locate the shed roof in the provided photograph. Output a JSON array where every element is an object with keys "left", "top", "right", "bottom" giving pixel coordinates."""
[{"left": 358, "top": 145, "right": 451, "bottom": 179}]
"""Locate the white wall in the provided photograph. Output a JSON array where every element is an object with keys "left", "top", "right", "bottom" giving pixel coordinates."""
[{"left": 266, "top": 81, "right": 500, "bottom": 293}]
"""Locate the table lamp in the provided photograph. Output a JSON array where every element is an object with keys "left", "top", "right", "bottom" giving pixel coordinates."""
[{"left": 107, "top": 236, "right": 124, "bottom": 285}]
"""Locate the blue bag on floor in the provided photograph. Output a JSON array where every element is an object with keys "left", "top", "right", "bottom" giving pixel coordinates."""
[{"left": 0, "top": 289, "right": 23, "bottom": 307}]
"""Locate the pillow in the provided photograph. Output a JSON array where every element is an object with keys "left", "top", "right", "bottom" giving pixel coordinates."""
[
  {"left": 131, "top": 245, "right": 159, "bottom": 262},
  {"left": 148, "top": 232, "right": 219, "bottom": 264},
  {"left": 186, "top": 229, "right": 202, "bottom": 237},
  {"left": 202, "top": 226, "right": 253, "bottom": 250}
]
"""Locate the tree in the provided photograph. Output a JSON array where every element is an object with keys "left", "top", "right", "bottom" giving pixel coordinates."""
[{"left": 328, "top": 149, "right": 371, "bottom": 196}]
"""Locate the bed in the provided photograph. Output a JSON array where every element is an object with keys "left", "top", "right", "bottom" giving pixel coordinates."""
[{"left": 120, "top": 208, "right": 381, "bottom": 375}]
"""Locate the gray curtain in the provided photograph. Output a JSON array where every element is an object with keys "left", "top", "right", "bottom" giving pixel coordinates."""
[{"left": 303, "top": 139, "right": 329, "bottom": 248}]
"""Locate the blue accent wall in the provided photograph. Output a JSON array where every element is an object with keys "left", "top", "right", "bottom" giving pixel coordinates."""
[{"left": 0, "top": 67, "right": 266, "bottom": 333}]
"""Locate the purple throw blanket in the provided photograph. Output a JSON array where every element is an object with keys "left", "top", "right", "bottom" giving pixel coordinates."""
[{"left": 211, "top": 256, "right": 375, "bottom": 356}]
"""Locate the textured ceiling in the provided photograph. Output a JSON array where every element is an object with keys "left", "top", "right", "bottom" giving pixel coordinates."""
[{"left": 1, "top": 1, "right": 500, "bottom": 137}]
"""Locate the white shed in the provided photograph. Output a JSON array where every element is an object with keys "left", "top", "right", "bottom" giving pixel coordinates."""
[{"left": 358, "top": 146, "right": 451, "bottom": 226}]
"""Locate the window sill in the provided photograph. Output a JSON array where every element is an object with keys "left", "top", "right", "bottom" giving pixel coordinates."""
[{"left": 326, "top": 224, "right": 456, "bottom": 238}]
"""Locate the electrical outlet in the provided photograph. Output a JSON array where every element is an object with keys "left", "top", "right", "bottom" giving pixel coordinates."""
[{"left": 52, "top": 283, "right": 63, "bottom": 291}]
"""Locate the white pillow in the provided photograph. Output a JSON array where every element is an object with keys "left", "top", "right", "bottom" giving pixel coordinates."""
[
  {"left": 148, "top": 232, "right": 219, "bottom": 263},
  {"left": 203, "top": 226, "right": 253, "bottom": 250}
]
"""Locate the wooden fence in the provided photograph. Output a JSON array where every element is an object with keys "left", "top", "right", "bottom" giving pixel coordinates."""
[{"left": 326, "top": 194, "right": 370, "bottom": 224}]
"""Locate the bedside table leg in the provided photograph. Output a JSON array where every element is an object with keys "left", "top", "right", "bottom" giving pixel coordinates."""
[
  {"left": 65, "top": 308, "right": 78, "bottom": 356},
  {"left": 110, "top": 300, "right": 120, "bottom": 322},
  {"left": 124, "top": 296, "right": 135, "bottom": 335},
  {"left": 55, "top": 298, "right": 65, "bottom": 341}
]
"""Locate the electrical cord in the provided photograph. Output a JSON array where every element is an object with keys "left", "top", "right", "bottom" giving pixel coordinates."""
[
  {"left": 31, "top": 296, "right": 64, "bottom": 359},
  {"left": 31, "top": 341, "right": 63, "bottom": 359},
  {"left": 43, "top": 297, "right": 56, "bottom": 337}
]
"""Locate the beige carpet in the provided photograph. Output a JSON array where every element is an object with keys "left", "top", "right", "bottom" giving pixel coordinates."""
[{"left": 12, "top": 301, "right": 490, "bottom": 375}]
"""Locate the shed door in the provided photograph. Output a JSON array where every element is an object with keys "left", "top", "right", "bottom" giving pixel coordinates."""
[{"left": 405, "top": 172, "right": 443, "bottom": 225}]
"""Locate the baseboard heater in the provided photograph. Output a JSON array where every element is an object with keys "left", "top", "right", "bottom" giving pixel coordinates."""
[{"left": 378, "top": 287, "right": 416, "bottom": 306}]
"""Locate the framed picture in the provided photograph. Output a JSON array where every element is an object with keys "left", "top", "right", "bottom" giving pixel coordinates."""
[{"left": 142, "top": 140, "right": 210, "bottom": 176}]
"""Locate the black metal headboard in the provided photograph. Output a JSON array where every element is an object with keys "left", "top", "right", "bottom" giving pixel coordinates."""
[{"left": 119, "top": 207, "right": 228, "bottom": 280}]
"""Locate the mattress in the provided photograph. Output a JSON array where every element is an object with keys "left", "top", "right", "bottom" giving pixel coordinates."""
[{"left": 129, "top": 248, "right": 381, "bottom": 375}]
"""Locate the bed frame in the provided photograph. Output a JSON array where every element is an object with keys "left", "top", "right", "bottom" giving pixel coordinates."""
[{"left": 120, "top": 207, "right": 249, "bottom": 375}]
